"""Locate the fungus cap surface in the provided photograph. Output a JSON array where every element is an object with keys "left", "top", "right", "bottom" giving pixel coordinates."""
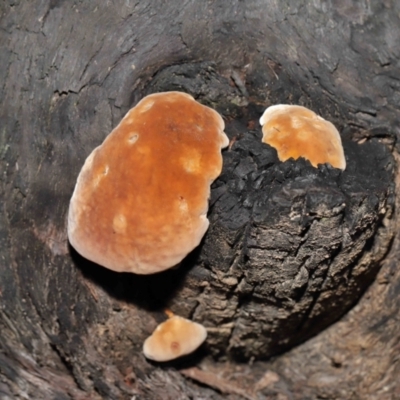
[
  {"left": 68, "top": 91, "right": 228, "bottom": 274},
  {"left": 259, "top": 104, "right": 346, "bottom": 170},
  {"left": 143, "top": 316, "right": 207, "bottom": 362}
]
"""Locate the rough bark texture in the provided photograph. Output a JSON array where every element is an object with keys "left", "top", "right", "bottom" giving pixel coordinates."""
[
  {"left": 1, "top": 1, "right": 400, "bottom": 399},
  {"left": 145, "top": 62, "right": 394, "bottom": 360}
]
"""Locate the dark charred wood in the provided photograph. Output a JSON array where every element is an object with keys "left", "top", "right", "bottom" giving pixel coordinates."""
[{"left": 145, "top": 62, "right": 394, "bottom": 360}]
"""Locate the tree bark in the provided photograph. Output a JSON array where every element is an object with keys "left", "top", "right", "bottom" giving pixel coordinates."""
[{"left": 1, "top": 1, "right": 400, "bottom": 399}]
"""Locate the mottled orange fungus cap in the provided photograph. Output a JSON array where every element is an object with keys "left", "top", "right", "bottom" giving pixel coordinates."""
[
  {"left": 68, "top": 92, "right": 229, "bottom": 274},
  {"left": 259, "top": 105, "right": 346, "bottom": 170},
  {"left": 143, "top": 316, "right": 207, "bottom": 362}
]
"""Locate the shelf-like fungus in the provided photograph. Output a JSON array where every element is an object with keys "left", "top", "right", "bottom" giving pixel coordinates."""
[
  {"left": 143, "top": 316, "right": 207, "bottom": 362},
  {"left": 68, "top": 91, "right": 228, "bottom": 274},
  {"left": 259, "top": 104, "right": 346, "bottom": 170}
]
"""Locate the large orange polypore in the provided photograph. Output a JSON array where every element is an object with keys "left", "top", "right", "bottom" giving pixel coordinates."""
[
  {"left": 259, "top": 104, "right": 346, "bottom": 170},
  {"left": 68, "top": 92, "right": 228, "bottom": 274}
]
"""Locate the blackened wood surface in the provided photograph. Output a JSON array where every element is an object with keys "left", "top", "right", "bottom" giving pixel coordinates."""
[
  {"left": 145, "top": 62, "right": 394, "bottom": 360},
  {"left": 1, "top": 1, "right": 400, "bottom": 399}
]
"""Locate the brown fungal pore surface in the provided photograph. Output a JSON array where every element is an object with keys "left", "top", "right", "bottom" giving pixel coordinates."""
[
  {"left": 259, "top": 104, "right": 346, "bottom": 170},
  {"left": 68, "top": 91, "right": 229, "bottom": 274},
  {"left": 143, "top": 316, "right": 208, "bottom": 362}
]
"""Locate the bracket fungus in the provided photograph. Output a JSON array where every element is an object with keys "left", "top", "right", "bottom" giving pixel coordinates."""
[
  {"left": 259, "top": 104, "right": 346, "bottom": 170},
  {"left": 68, "top": 91, "right": 229, "bottom": 274},
  {"left": 143, "top": 315, "right": 207, "bottom": 362}
]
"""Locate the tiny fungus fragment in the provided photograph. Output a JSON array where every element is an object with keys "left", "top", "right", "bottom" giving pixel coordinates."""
[
  {"left": 259, "top": 104, "right": 346, "bottom": 170},
  {"left": 68, "top": 91, "right": 228, "bottom": 274},
  {"left": 143, "top": 316, "right": 207, "bottom": 362}
]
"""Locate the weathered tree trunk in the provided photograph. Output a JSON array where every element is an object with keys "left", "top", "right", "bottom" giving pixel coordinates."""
[{"left": 1, "top": 1, "right": 400, "bottom": 399}]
